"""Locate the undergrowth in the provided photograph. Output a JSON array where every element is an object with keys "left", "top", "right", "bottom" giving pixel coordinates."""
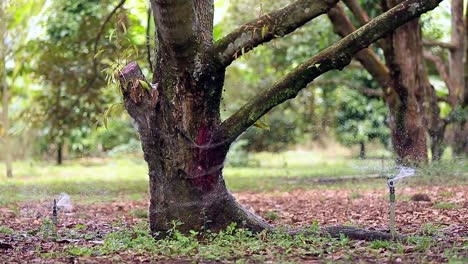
[{"left": 53, "top": 221, "right": 467, "bottom": 263}]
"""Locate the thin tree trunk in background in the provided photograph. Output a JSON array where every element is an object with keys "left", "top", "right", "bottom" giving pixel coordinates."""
[
  {"left": 0, "top": 4, "right": 12, "bottom": 177},
  {"left": 56, "top": 143, "right": 63, "bottom": 165},
  {"left": 449, "top": 0, "right": 465, "bottom": 106},
  {"left": 462, "top": 2, "right": 468, "bottom": 154},
  {"left": 1, "top": 57, "right": 12, "bottom": 178},
  {"left": 452, "top": 0, "right": 467, "bottom": 155},
  {"left": 465, "top": 2, "right": 468, "bottom": 106},
  {"left": 359, "top": 141, "right": 366, "bottom": 159}
]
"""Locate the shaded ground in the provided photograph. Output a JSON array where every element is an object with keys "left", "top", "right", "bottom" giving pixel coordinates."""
[{"left": 0, "top": 185, "right": 467, "bottom": 263}]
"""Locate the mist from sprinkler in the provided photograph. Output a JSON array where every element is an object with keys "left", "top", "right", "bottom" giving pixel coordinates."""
[{"left": 51, "top": 193, "right": 73, "bottom": 226}]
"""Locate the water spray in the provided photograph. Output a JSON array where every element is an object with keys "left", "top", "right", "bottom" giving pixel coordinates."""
[
  {"left": 386, "top": 166, "right": 415, "bottom": 240},
  {"left": 51, "top": 193, "right": 72, "bottom": 226}
]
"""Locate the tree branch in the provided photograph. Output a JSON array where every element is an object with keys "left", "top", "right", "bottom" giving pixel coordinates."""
[
  {"left": 146, "top": 7, "right": 153, "bottom": 72},
  {"left": 93, "top": 0, "right": 127, "bottom": 58},
  {"left": 118, "top": 62, "right": 158, "bottom": 128},
  {"left": 342, "top": 0, "right": 370, "bottom": 25},
  {"left": 215, "top": 0, "right": 443, "bottom": 144},
  {"left": 214, "top": 0, "right": 339, "bottom": 68},
  {"left": 327, "top": 4, "right": 390, "bottom": 89},
  {"left": 312, "top": 79, "right": 383, "bottom": 98},
  {"left": 423, "top": 50, "right": 456, "bottom": 106},
  {"left": 150, "top": 0, "right": 197, "bottom": 63},
  {"left": 422, "top": 39, "right": 456, "bottom": 50}
]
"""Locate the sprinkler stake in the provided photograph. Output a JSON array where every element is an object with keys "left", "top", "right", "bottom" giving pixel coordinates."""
[
  {"left": 387, "top": 178, "right": 396, "bottom": 240},
  {"left": 52, "top": 199, "right": 57, "bottom": 226}
]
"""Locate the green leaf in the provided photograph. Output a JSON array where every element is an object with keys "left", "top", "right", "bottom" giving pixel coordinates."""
[
  {"left": 261, "top": 25, "right": 268, "bottom": 39},
  {"left": 108, "top": 29, "right": 115, "bottom": 42},
  {"left": 94, "top": 49, "right": 105, "bottom": 59},
  {"left": 120, "top": 21, "right": 127, "bottom": 34},
  {"left": 102, "top": 103, "right": 124, "bottom": 129},
  {"left": 138, "top": 80, "right": 151, "bottom": 91},
  {"left": 254, "top": 115, "right": 270, "bottom": 130}
]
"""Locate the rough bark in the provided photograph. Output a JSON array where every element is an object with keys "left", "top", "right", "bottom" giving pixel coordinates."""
[{"left": 118, "top": 0, "right": 443, "bottom": 237}]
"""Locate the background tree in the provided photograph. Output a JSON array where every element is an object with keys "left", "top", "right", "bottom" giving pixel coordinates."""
[
  {"left": 28, "top": 0, "right": 147, "bottom": 164},
  {"left": 0, "top": 1, "right": 12, "bottom": 177},
  {"left": 327, "top": 0, "right": 462, "bottom": 163},
  {"left": 335, "top": 88, "right": 390, "bottom": 159},
  {"left": 115, "top": 0, "right": 443, "bottom": 236},
  {"left": 0, "top": 0, "right": 46, "bottom": 176}
]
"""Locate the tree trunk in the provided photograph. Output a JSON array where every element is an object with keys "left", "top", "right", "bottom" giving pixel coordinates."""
[
  {"left": 452, "top": 0, "right": 467, "bottom": 155},
  {"left": 119, "top": 62, "right": 270, "bottom": 236},
  {"left": 328, "top": 3, "right": 433, "bottom": 165},
  {"left": 121, "top": 0, "right": 272, "bottom": 234},
  {"left": 359, "top": 141, "right": 366, "bottom": 159},
  {"left": 56, "top": 143, "right": 63, "bottom": 165},
  {"left": 382, "top": 0, "right": 432, "bottom": 165},
  {"left": 1, "top": 21, "right": 12, "bottom": 178},
  {"left": 118, "top": 0, "right": 443, "bottom": 235},
  {"left": 1, "top": 69, "right": 12, "bottom": 178}
]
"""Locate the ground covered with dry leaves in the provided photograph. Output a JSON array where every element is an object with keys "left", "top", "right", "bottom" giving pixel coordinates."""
[{"left": 1, "top": 185, "right": 467, "bottom": 263}]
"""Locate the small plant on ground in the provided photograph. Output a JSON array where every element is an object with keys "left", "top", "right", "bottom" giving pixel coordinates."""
[
  {"left": 131, "top": 208, "right": 148, "bottom": 219},
  {"left": 433, "top": 202, "right": 461, "bottom": 210},
  {"left": 0, "top": 225, "right": 14, "bottom": 235},
  {"left": 264, "top": 210, "right": 280, "bottom": 221}
]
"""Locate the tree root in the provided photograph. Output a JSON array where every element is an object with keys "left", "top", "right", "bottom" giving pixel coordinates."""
[
  {"left": 220, "top": 196, "right": 400, "bottom": 241},
  {"left": 320, "top": 226, "right": 402, "bottom": 241}
]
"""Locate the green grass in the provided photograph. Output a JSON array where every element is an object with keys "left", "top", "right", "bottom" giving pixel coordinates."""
[
  {"left": 30, "top": 220, "right": 464, "bottom": 263},
  {"left": 0, "top": 151, "right": 466, "bottom": 204},
  {"left": 433, "top": 202, "right": 462, "bottom": 210},
  {"left": 0, "top": 225, "right": 14, "bottom": 234}
]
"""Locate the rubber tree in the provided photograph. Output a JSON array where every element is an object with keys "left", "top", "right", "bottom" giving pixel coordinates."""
[{"left": 117, "top": 0, "right": 443, "bottom": 235}]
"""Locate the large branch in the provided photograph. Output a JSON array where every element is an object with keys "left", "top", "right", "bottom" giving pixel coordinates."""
[
  {"left": 215, "top": 0, "right": 443, "bottom": 144},
  {"left": 327, "top": 4, "right": 390, "bottom": 89},
  {"left": 150, "top": 0, "right": 197, "bottom": 63},
  {"left": 423, "top": 50, "right": 456, "bottom": 106},
  {"left": 214, "top": 0, "right": 339, "bottom": 68}
]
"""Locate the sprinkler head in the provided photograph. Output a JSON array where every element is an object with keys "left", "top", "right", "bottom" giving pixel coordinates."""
[{"left": 387, "top": 178, "right": 395, "bottom": 189}]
